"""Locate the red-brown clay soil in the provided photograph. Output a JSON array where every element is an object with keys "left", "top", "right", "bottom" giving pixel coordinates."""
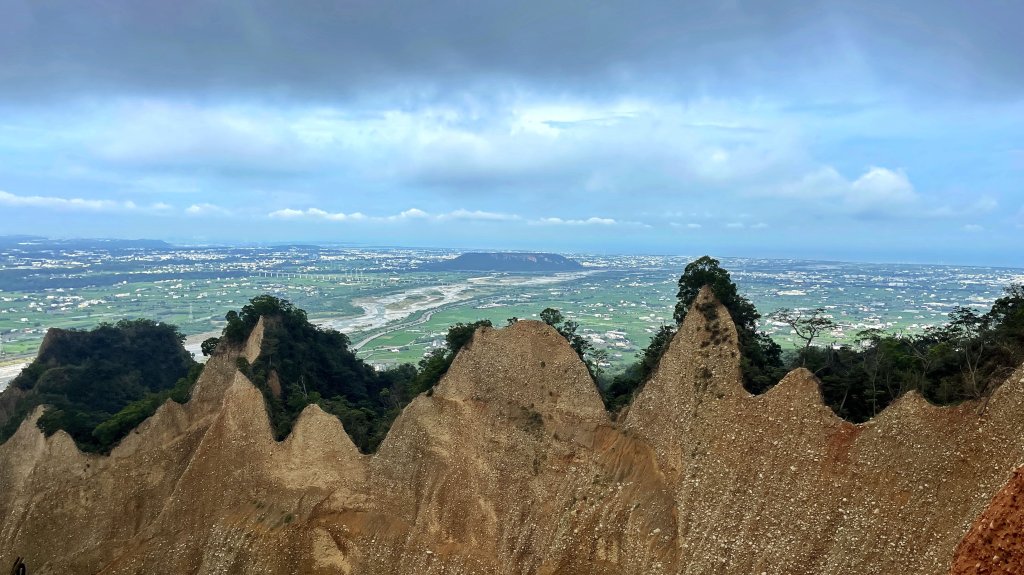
[{"left": 950, "top": 467, "right": 1024, "bottom": 575}]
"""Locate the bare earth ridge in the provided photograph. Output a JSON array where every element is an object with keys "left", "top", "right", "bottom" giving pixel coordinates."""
[{"left": 1, "top": 288, "right": 1022, "bottom": 574}]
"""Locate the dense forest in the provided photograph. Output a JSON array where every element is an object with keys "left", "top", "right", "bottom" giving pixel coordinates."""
[
  {"left": 1, "top": 257, "right": 1021, "bottom": 455},
  {"left": 212, "top": 295, "right": 486, "bottom": 452},
  {"left": 789, "top": 285, "right": 1024, "bottom": 421},
  {"left": 0, "top": 319, "right": 200, "bottom": 452},
  {"left": 601, "top": 257, "right": 1024, "bottom": 422}
]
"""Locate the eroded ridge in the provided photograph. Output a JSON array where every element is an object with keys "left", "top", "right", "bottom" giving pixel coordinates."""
[{"left": 1, "top": 293, "right": 1022, "bottom": 574}]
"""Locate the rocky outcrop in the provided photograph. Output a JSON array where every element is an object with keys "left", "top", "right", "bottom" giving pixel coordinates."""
[{"left": 0, "top": 288, "right": 1021, "bottom": 574}]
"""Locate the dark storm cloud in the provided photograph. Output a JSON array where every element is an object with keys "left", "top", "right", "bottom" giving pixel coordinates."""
[{"left": 1, "top": 0, "right": 1020, "bottom": 102}]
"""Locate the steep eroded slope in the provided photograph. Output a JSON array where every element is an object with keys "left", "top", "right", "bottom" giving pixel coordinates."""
[{"left": 1, "top": 293, "right": 1022, "bottom": 574}]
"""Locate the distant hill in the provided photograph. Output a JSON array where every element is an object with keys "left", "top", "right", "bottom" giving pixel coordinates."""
[
  {"left": 0, "top": 236, "right": 173, "bottom": 251},
  {"left": 425, "top": 252, "right": 583, "bottom": 272}
]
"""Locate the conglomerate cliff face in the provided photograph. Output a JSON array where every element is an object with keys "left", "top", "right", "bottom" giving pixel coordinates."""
[{"left": 1, "top": 290, "right": 1022, "bottom": 574}]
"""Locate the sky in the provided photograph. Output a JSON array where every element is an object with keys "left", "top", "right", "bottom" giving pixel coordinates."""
[{"left": 0, "top": 0, "right": 1022, "bottom": 265}]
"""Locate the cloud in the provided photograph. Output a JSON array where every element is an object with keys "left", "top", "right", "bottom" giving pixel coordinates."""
[
  {"left": 438, "top": 209, "right": 521, "bottom": 222},
  {"left": 0, "top": 190, "right": 163, "bottom": 212},
  {"left": 398, "top": 98, "right": 806, "bottom": 195},
  {"left": 0, "top": 2, "right": 1020, "bottom": 263},
  {"left": 267, "top": 208, "right": 305, "bottom": 219},
  {"left": 962, "top": 224, "right": 985, "bottom": 232},
  {"left": 267, "top": 207, "right": 521, "bottom": 224},
  {"left": 532, "top": 217, "right": 617, "bottom": 226},
  {"left": 848, "top": 167, "right": 918, "bottom": 207},
  {"left": 770, "top": 166, "right": 922, "bottom": 217},
  {"left": 970, "top": 196, "right": 999, "bottom": 213},
  {"left": 927, "top": 196, "right": 1000, "bottom": 218},
  {"left": 2, "top": 1, "right": 1019, "bottom": 103},
  {"left": 385, "top": 208, "right": 429, "bottom": 221},
  {"left": 185, "top": 203, "right": 229, "bottom": 216},
  {"left": 269, "top": 208, "right": 367, "bottom": 222},
  {"left": 88, "top": 101, "right": 322, "bottom": 175}
]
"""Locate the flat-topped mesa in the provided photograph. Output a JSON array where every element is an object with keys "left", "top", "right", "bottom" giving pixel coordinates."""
[{"left": 434, "top": 319, "right": 607, "bottom": 422}]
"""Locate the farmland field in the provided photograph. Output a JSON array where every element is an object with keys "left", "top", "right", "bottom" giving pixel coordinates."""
[{"left": 2, "top": 238, "right": 1022, "bottom": 387}]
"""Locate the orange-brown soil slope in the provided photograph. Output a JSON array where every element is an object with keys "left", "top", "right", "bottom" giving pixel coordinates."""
[
  {"left": 949, "top": 466, "right": 1024, "bottom": 575},
  {"left": 1, "top": 290, "right": 1022, "bottom": 574}
]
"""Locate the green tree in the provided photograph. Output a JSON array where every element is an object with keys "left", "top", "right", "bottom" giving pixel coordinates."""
[
  {"left": 673, "top": 256, "right": 784, "bottom": 393},
  {"left": 600, "top": 324, "right": 677, "bottom": 413},
  {"left": 409, "top": 320, "right": 493, "bottom": 396},
  {"left": 0, "top": 319, "right": 199, "bottom": 452},
  {"left": 673, "top": 256, "right": 758, "bottom": 329},
  {"left": 539, "top": 308, "right": 563, "bottom": 327},
  {"left": 590, "top": 348, "right": 610, "bottom": 378},
  {"left": 939, "top": 306, "right": 991, "bottom": 399},
  {"left": 201, "top": 337, "right": 220, "bottom": 357},
  {"left": 768, "top": 307, "right": 838, "bottom": 365},
  {"left": 538, "top": 307, "right": 591, "bottom": 363}
]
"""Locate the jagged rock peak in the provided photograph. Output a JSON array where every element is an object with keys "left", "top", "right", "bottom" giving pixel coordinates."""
[
  {"left": 2, "top": 291, "right": 1024, "bottom": 574},
  {"left": 763, "top": 367, "right": 831, "bottom": 406},
  {"left": 188, "top": 320, "right": 264, "bottom": 412},
  {"left": 243, "top": 315, "right": 265, "bottom": 363},
  {"left": 286, "top": 403, "right": 363, "bottom": 463},
  {"left": 434, "top": 319, "right": 607, "bottom": 421},
  {"left": 625, "top": 286, "right": 743, "bottom": 425},
  {"left": 617, "top": 286, "right": 746, "bottom": 484}
]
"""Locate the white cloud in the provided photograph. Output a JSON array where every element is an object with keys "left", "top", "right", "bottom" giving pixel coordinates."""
[
  {"left": 267, "top": 206, "right": 522, "bottom": 224},
  {"left": 386, "top": 208, "right": 429, "bottom": 221},
  {"left": 185, "top": 203, "right": 229, "bottom": 216},
  {"left": 269, "top": 207, "right": 367, "bottom": 221},
  {"left": 91, "top": 102, "right": 317, "bottom": 173},
  {"left": 751, "top": 222, "right": 769, "bottom": 229},
  {"left": 969, "top": 196, "right": 999, "bottom": 213},
  {"left": 771, "top": 166, "right": 921, "bottom": 216},
  {"left": 773, "top": 167, "right": 1002, "bottom": 223},
  {"left": 962, "top": 224, "right": 985, "bottom": 232},
  {"left": 924, "top": 195, "right": 999, "bottom": 218},
  {"left": 439, "top": 209, "right": 521, "bottom": 222},
  {"left": 848, "top": 166, "right": 918, "bottom": 207},
  {"left": 268, "top": 208, "right": 306, "bottom": 219},
  {"left": 0, "top": 190, "right": 161, "bottom": 212},
  {"left": 532, "top": 216, "right": 617, "bottom": 226},
  {"left": 726, "top": 222, "right": 745, "bottom": 228}
]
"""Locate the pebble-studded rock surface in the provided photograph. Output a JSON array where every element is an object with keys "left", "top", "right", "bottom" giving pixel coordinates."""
[{"left": 0, "top": 290, "right": 1021, "bottom": 574}]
